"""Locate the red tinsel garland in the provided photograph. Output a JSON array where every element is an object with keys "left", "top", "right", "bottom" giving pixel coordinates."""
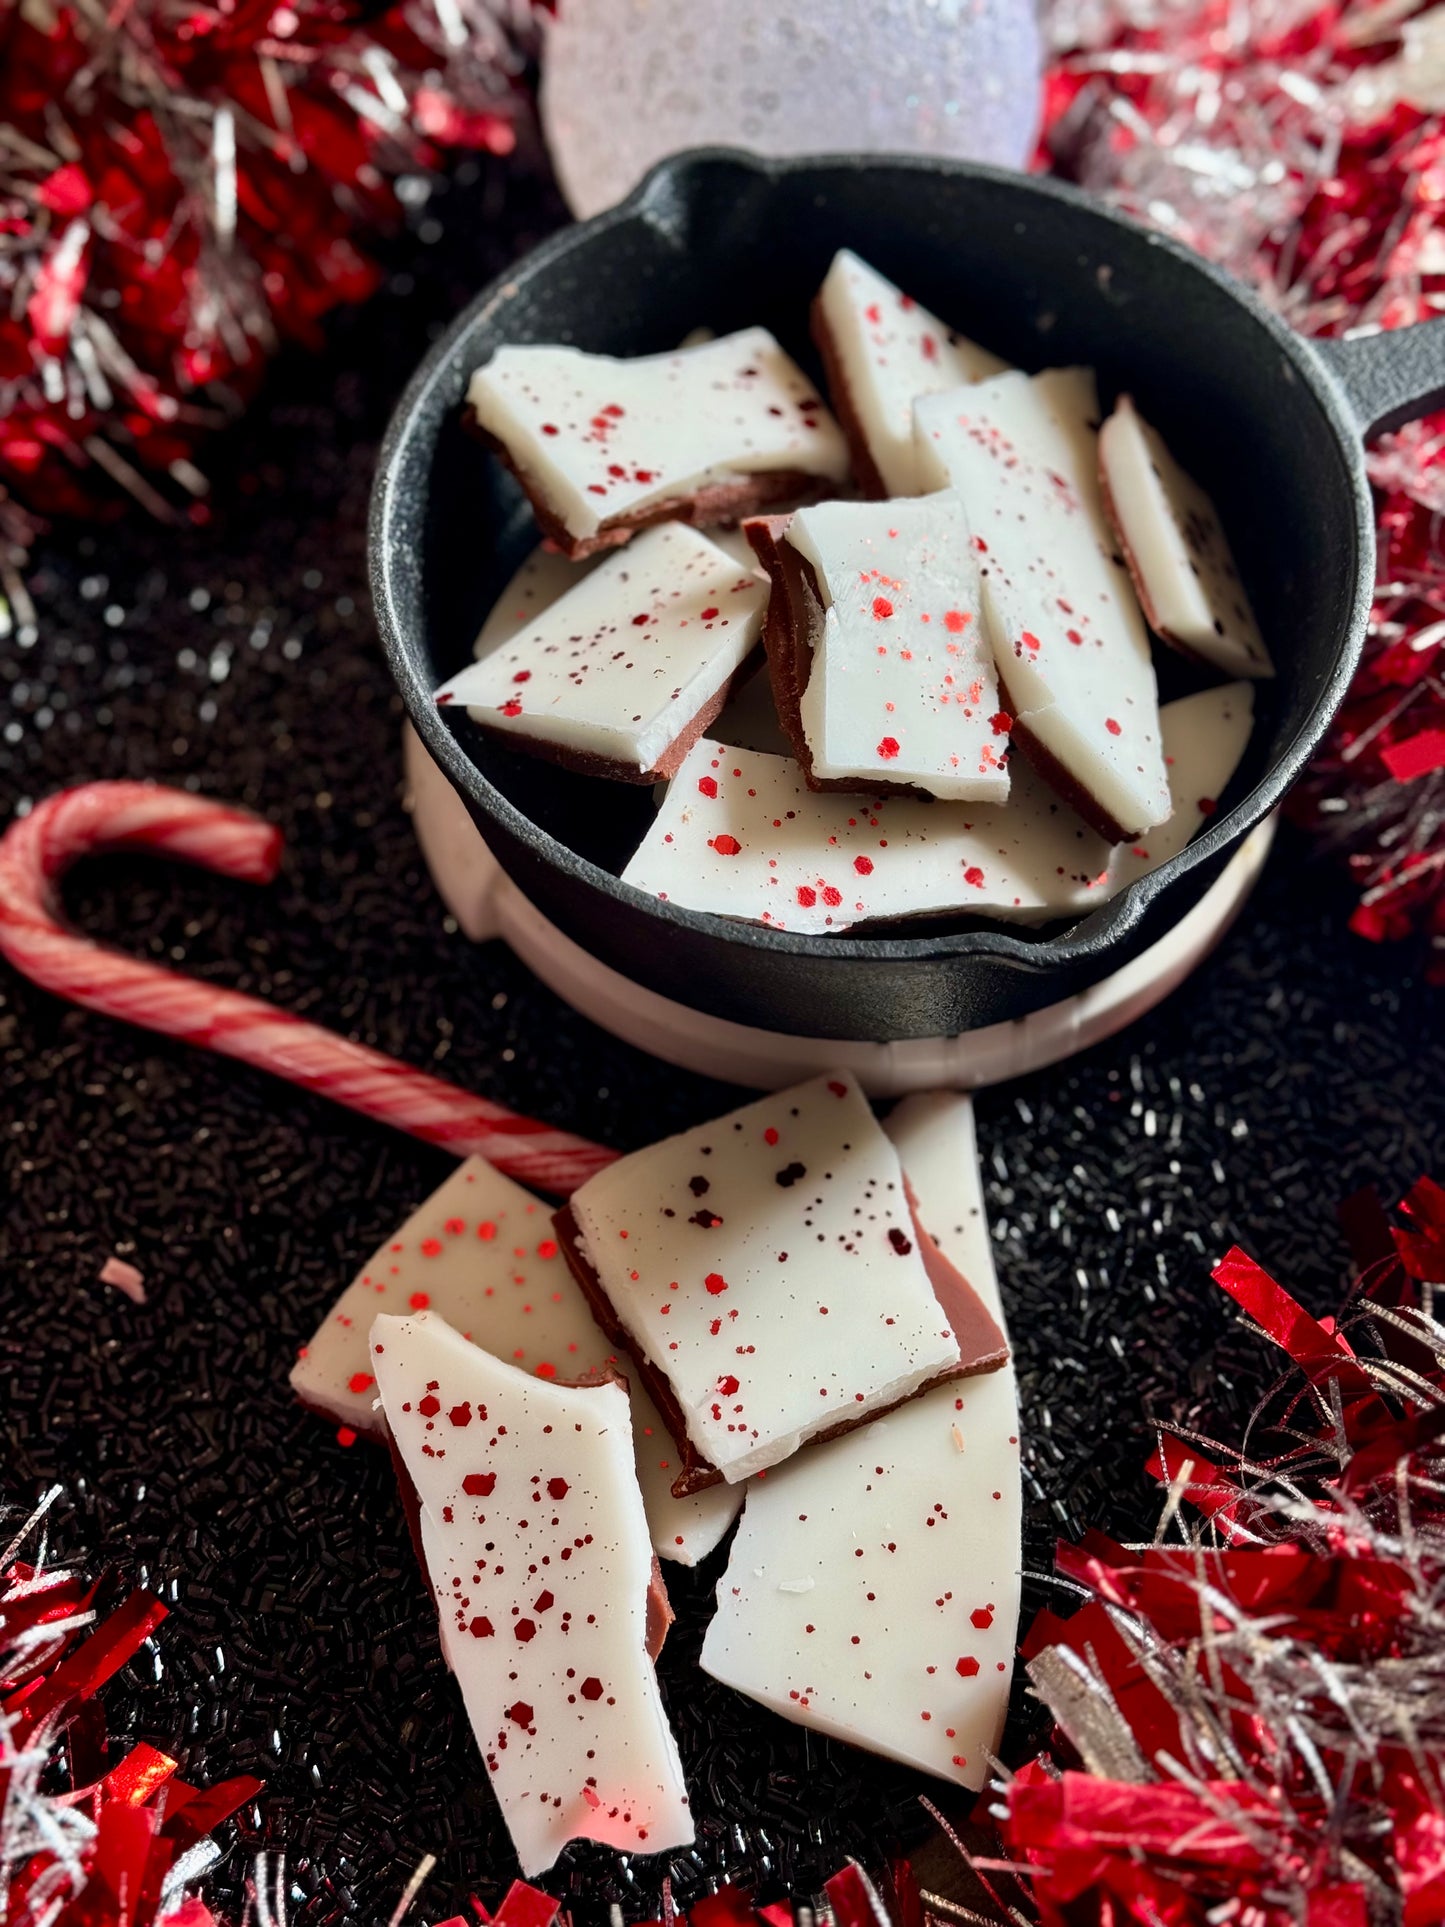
[
  {"left": 0, "top": 0, "right": 534, "bottom": 620},
  {"left": 1041, "top": 0, "right": 1445, "bottom": 976},
  {"left": 967, "top": 1175, "right": 1445, "bottom": 1926},
  {"left": 0, "top": 1489, "right": 263, "bottom": 1926}
]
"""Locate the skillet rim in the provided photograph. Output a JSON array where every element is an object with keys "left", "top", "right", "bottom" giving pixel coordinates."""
[{"left": 369, "top": 145, "right": 1374, "bottom": 977}]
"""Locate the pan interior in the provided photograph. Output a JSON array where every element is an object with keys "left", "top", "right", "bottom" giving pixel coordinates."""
[{"left": 409, "top": 159, "right": 1360, "bottom": 946}]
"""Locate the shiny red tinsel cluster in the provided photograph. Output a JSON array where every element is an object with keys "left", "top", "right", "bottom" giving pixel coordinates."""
[
  {"left": 0, "top": 0, "right": 532, "bottom": 629},
  {"left": 0, "top": 1490, "right": 262, "bottom": 1926},
  {"left": 1043, "top": 0, "right": 1445, "bottom": 975},
  {"left": 971, "top": 1177, "right": 1445, "bottom": 1925}
]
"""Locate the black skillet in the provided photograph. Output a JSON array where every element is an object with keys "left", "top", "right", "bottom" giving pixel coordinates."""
[{"left": 371, "top": 148, "right": 1445, "bottom": 1044}]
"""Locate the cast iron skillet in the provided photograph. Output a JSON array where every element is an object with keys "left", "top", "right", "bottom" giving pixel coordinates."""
[{"left": 371, "top": 148, "right": 1445, "bottom": 1043}]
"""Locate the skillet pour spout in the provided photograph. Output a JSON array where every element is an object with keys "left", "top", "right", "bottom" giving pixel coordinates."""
[{"left": 371, "top": 148, "right": 1445, "bottom": 1044}]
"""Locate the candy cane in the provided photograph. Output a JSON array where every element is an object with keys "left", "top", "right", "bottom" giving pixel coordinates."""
[{"left": 0, "top": 782, "right": 616, "bottom": 1194}]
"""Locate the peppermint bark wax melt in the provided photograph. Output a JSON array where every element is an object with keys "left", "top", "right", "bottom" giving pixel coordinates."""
[
  {"left": 701, "top": 1093, "right": 1021, "bottom": 1789},
  {"left": 465, "top": 328, "right": 850, "bottom": 558},
  {"left": 290, "top": 1156, "right": 742, "bottom": 1566},
  {"left": 915, "top": 369, "right": 1170, "bottom": 841},
  {"left": 812, "top": 250, "right": 1008, "bottom": 496},
  {"left": 434, "top": 523, "right": 768, "bottom": 784},
  {"left": 622, "top": 737, "right": 1115, "bottom": 933},
  {"left": 747, "top": 495, "right": 1006, "bottom": 802},
  {"left": 1099, "top": 395, "right": 1273, "bottom": 680},
  {"left": 555, "top": 1072, "right": 1007, "bottom": 1493},
  {"left": 371, "top": 1312, "right": 694, "bottom": 1875}
]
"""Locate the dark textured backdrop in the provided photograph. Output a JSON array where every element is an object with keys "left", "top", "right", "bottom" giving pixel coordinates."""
[{"left": 2, "top": 150, "right": 1443, "bottom": 1927}]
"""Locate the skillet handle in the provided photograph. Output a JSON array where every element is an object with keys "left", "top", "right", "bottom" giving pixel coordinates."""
[{"left": 1313, "top": 316, "right": 1445, "bottom": 437}]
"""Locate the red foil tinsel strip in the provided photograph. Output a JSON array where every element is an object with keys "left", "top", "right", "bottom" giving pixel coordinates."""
[
  {"left": 984, "top": 1173, "right": 1445, "bottom": 1925},
  {"left": 0, "top": 1501, "right": 264, "bottom": 1927}
]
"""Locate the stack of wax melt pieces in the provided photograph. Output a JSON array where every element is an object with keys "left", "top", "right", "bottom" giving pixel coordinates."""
[
  {"left": 290, "top": 1154, "right": 744, "bottom": 1568},
  {"left": 439, "top": 247, "right": 1269, "bottom": 938},
  {"left": 293, "top": 1076, "right": 1027, "bottom": 1869}
]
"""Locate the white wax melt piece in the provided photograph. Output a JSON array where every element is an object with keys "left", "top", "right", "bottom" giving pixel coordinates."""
[
  {"left": 474, "top": 548, "right": 598, "bottom": 659},
  {"left": 290, "top": 1156, "right": 741, "bottom": 1566},
  {"left": 1109, "top": 682, "right": 1255, "bottom": 888},
  {"left": 466, "top": 329, "right": 850, "bottom": 547},
  {"left": 622, "top": 737, "right": 1114, "bottom": 934},
  {"left": 701, "top": 1092, "right": 1021, "bottom": 1789},
  {"left": 565, "top": 1072, "right": 1004, "bottom": 1488},
  {"left": 915, "top": 369, "right": 1169, "bottom": 840},
  {"left": 786, "top": 494, "right": 1006, "bottom": 801},
  {"left": 473, "top": 529, "right": 762, "bottom": 664},
  {"left": 435, "top": 524, "right": 768, "bottom": 781},
  {"left": 372, "top": 1312, "right": 693, "bottom": 1875},
  {"left": 815, "top": 250, "right": 1008, "bottom": 496},
  {"left": 1100, "top": 396, "right": 1273, "bottom": 680}
]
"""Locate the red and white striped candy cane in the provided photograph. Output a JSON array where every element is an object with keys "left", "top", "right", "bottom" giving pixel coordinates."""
[{"left": 0, "top": 782, "right": 615, "bottom": 1195}]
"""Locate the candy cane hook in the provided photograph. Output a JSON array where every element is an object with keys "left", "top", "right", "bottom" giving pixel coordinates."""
[{"left": 0, "top": 782, "right": 615, "bottom": 1194}]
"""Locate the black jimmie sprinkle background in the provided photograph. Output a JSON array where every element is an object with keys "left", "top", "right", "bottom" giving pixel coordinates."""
[{"left": 2, "top": 154, "right": 1444, "bottom": 1927}]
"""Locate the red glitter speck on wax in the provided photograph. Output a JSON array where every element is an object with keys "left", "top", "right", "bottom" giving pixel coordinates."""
[{"left": 709, "top": 835, "right": 742, "bottom": 857}]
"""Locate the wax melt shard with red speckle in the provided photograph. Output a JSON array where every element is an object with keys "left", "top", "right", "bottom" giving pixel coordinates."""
[
  {"left": 700, "top": 1093, "right": 1021, "bottom": 1795},
  {"left": 464, "top": 327, "right": 849, "bottom": 550},
  {"left": 623, "top": 732, "right": 1162, "bottom": 934},
  {"left": 370, "top": 1310, "right": 694, "bottom": 1876},
  {"left": 915, "top": 367, "right": 1172, "bottom": 839},
  {"left": 773, "top": 494, "right": 1004, "bottom": 801},
  {"left": 433, "top": 522, "right": 768, "bottom": 782}
]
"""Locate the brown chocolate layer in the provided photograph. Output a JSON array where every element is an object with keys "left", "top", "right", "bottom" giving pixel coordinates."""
[
  {"left": 744, "top": 516, "right": 943, "bottom": 803},
  {"left": 553, "top": 1190, "right": 1008, "bottom": 1500},
  {"left": 810, "top": 294, "right": 888, "bottom": 501},
  {"left": 464, "top": 408, "right": 833, "bottom": 561}
]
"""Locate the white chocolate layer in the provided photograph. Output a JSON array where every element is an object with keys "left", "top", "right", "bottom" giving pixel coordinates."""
[
  {"left": 817, "top": 250, "right": 1008, "bottom": 496},
  {"left": 1099, "top": 395, "right": 1273, "bottom": 679},
  {"left": 787, "top": 493, "right": 1006, "bottom": 801},
  {"left": 371, "top": 1312, "right": 694, "bottom": 1875},
  {"left": 473, "top": 528, "right": 762, "bottom": 663},
  {"left": 622, "top": 737, "right": 1114, "bottom": 934},
  {"left": 701, "top": 1092, "right": 1021, "bottom": 1789},
  {"left": 1109, "top": 682, "right": 1255, "bottom": 888},
  {"left": 567, "top": 1072, "right": 966, "bottom": 1484},
  {"left": 915, "top": 369, "right": 1170, "bottom": 837},
  {"left": 289, "top": 1156, "right": 741, "bottom": 1567},
  {"left": 467, "top": 329, "right": 850, "bottom": 542},
  {"left": 436, "top": 523, "right": 768, "bottom": 777}
]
